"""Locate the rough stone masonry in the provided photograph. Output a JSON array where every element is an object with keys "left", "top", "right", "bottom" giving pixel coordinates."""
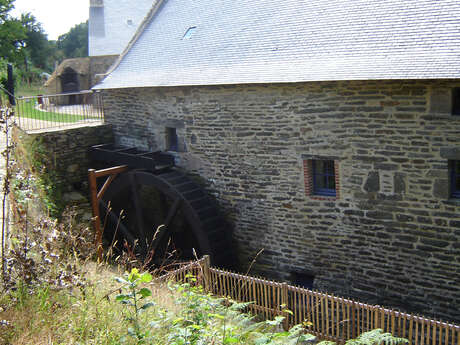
[
  {"left": 14, "top": 124, "right": 113, "bottom": 190},
  {"left": 102, "top": 79, "right": 460, "bottom": 323}
]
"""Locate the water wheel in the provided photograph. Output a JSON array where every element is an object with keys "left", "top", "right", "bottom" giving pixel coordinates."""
[{"left": 99, "top": 169, "right": 232, "bottom": 267}]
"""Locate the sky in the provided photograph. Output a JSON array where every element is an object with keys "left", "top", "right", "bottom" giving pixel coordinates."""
[{"left": 11, "top": 0, "right": 88, "bottom": 40}]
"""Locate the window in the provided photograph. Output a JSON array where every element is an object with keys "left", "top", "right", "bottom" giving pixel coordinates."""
[
  {"left": 166, "top": 127, "right": 178, "bottom": 151},
  {"left": 450, "top": 160, "right": 460, "bottom": 198},
  {"left": 291, "top": 272, "right": 315, "bottom": 290},
  {"left": 303, "top": 158, "right": 339, "bottom": 199},
  {"left": 312, "top": 160, "right": 336, "bottom": 196},
  {"left": 452, "top": 88, "right": 460, "bottom": 115},
  {"left": 183, "top": 27, "right": 197, "bottom": 39}
]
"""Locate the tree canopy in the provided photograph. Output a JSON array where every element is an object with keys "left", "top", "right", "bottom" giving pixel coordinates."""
[
  {"left": 0, "top": 0, "right": 26, "bottom": 65},
  {"left": 57, "top": 22, "right": 88, "bottom": 59},
  {"left": 20, "top": 12, "right": 54, "bottom": 70}
]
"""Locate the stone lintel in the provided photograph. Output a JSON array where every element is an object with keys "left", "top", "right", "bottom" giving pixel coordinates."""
[{"left": 301, "top": 154, "right": 341, "bottom": 160}]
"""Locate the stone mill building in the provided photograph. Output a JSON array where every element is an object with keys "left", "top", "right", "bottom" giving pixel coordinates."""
[{"left": 93, "top": 0, "right": 460, "bottom": 323}]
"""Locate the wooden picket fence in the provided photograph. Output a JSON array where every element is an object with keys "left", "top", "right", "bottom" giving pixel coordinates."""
[{"left": 154, "top": 257, "right": 460, "bottom": 345}]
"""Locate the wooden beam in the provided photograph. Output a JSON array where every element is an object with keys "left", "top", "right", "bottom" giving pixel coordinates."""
[
  {"left": 95, "top": 165, "right": 128, "bottom": 178},
  {"left": 88, "top": 169, "right": 103, "bottom": 260},
  {"left": 97, "top": 174, "right": 117, "bottom": 201},
  {"left": 88, "top": 165, "right": 129, "bottom": 261}
]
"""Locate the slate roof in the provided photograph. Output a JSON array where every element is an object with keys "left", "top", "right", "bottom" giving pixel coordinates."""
[{"left": 94, "top": 0, "right": 460, "bottom": 90}]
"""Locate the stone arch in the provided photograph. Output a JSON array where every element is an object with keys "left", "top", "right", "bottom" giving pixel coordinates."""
[{"left": 60, "top": 67, "right": 80, "bottom": 104}]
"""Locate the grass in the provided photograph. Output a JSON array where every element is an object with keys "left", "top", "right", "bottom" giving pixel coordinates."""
[
  {"left": 0, "top": 262, "right": 131, "bottom": 344},
  {"left": 0, "top": 263, "right": 306, "bottom": 345},
  {"left": 15, "top": 99, "right": 88, "bottom": 123},
  {"left": 16, "top": 83, "right": 45, "bottom": 97}
]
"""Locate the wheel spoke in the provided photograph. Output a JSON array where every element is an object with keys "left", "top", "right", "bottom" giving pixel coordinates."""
[
  {"left": 100, "top": 200, "right": 136, "bottom": 246},
  {"left": 165, "top": 198, "right": 181, "bottom": 227},
  {"left": 129, "top": 173, "right": 148, "bottom": 253},
  {"left": 157, "top": 192, "right": 167, "bottom": 226},
  {"left": 148, "top": 198, "right": 181, "bottom": 253}
]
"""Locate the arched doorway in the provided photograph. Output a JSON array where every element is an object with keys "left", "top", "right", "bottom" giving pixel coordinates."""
[{"left": 60, "top": 67, "right": 79, "bottom": 104}]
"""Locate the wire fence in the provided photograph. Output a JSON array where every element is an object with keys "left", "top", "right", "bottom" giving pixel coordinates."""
[
  {"left": 162, "top": 257, "right": 460, "bottom": 345},
  {"left": 14, "top": 90, "right": 104, "bottom": 131}
]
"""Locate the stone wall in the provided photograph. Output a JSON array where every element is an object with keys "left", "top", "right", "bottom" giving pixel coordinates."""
[
  {"left": 102, "top": 80, "right": 460, "bottom": 322},
  {"left": 14, "top": 124, "right": 113, "bottom": 190},
  {"left": 89, "top": 55, "right": 118, "bottom": 86}
]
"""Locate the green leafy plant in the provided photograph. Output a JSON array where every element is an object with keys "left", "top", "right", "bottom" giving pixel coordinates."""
[
  {"left": 146, "top": 276, "right": 317, "bottom": 345},
  {"left": 115, "top": 268, "right": 155, "bottom": 343},
  {"left": 318, "top": 329, "right": 408, "bottom": 345}
]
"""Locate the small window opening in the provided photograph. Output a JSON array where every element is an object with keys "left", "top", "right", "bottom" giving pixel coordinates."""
[
  {"left": 450, "top": 160, "right": 460, "bottom": 198},
  {"left": 291, "top": 272, "right": 315, "bottom": 290},
  {"left": 183, "top": 26, "right": 197, "bottom": 39},
  {"left": 452, "top": 88, "right": 460, "bottom": 115},
  {"left": 127, "top": 19, "right": 133, "bottom": 26},
  {"left": 166, "top": 127, "right": 178, "bottom": 151},
  {"left": 312, "top": 160, "right": 336, "bottom": 197}
]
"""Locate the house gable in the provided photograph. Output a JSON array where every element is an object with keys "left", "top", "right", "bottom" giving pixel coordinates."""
[{"left": 88, "top": 0, "right": 154, "bottom": 57}]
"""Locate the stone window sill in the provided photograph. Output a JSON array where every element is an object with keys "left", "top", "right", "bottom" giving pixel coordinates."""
[{"left": 309, "top": 195, "right": 338, "bottom": 201}]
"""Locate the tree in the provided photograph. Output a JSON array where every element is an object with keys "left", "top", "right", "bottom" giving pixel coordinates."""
[
  {"left": 0, "top": 0, "right": 89, "bottom": 87},
  {"left": 57, "top": 21, "right": 88, "bottom": 58},
  {"left": 20, "top": 13, "right": 53, "bottom": 71},
  {"left": 0, "top": 0, "right": 26, "bottom": 65}
]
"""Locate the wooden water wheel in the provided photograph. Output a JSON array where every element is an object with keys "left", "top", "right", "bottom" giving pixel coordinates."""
[{"left": 89, "top": 145, "right": 232, "bottom": 267}]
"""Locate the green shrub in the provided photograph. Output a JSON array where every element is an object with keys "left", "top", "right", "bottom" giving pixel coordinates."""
[
  {"left": 318, "top": 328, "right": 408, "bottom": 345},
  {"left": 114, "top": 271, "right": 317, "bottom": 345}
]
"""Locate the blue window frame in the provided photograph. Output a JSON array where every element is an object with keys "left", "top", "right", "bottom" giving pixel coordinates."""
[
  {"left": 450, "top": 160, "right": 460, "bottom": 198},
  {"left": 312, "top": 160, "right": 336, "bottom": 196}
]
